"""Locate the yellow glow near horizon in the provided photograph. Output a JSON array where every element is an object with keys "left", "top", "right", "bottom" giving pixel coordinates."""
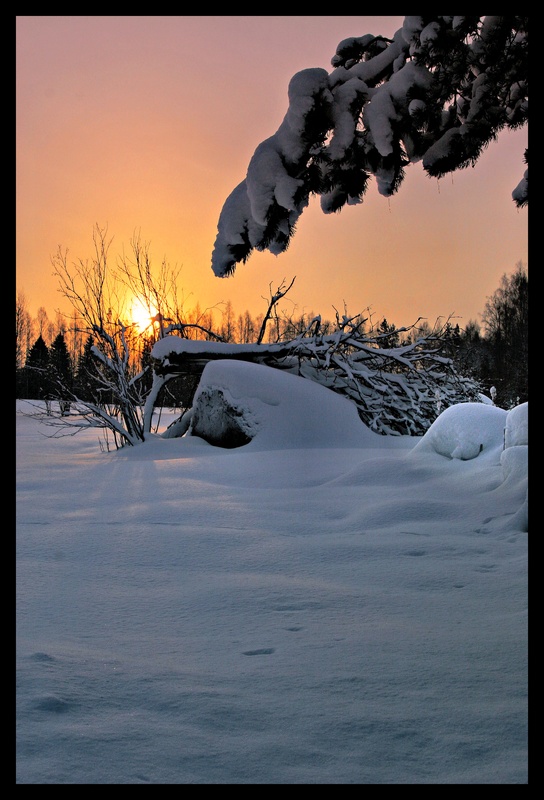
[{"left": 131, "top": 299, "right": 157, "bottom": 334}]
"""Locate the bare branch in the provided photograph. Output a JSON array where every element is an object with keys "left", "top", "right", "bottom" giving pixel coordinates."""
[{"left": 257, "top": 276, "right": 297, "bottom": 344}]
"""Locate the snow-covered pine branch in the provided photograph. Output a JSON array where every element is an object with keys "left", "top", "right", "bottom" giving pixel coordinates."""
[{"left": 211, "top": 16, "right": 527, "bottom": 277}]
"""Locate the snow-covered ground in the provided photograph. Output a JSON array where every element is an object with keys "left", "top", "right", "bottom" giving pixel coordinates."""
[{"left": 16, "top": 363, "right": 528, "bottom": 784}]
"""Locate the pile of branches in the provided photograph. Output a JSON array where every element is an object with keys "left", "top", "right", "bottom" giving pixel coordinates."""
[{"left": 274, "top": 313, "right": 481, "bottom": 436}]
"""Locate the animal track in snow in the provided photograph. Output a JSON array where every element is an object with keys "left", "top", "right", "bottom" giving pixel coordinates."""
[{"left": 242, "top": 648, "right": 275, "bottom": 656}]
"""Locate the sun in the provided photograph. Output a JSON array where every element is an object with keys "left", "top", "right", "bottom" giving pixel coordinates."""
[{"left": 131, "top": 299, "right": 157, "bottom": 333}]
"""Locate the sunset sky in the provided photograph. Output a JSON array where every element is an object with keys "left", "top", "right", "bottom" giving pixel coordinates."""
[{"left": 16, "top": 15, "right": 528, "bottom": 331}]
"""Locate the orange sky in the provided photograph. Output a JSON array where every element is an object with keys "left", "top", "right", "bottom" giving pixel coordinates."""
[{"left": 16, "top": 15, "right": 528, "bottom": 331}]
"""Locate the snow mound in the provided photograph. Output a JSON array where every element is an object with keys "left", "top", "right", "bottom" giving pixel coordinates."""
[
  {"left": 499, "top": 403, "right": 528, "bottom": 532},
  {"left": 504, "top": 401, "right": 528, "bottom": 448},
  {"left": 411, "top": 402, "right": 507, "bottom": 461},
  {"left": 500, "top": 444, "right": 528, "bottom": 485},
  {"left": 187, "top": 359, "right": 381, "bottom": 450}
]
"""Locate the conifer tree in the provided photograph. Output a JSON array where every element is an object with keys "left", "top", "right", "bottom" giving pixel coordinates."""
[
  {"left": 24, "top": 335, "right": 50, "bottom": 400},
  {"left": 49, "top": 332, "right": 74, "bottom": 412},
  {"left": 49, "top": 332, "right": 73, "bottom": 388},
  {"left": 74, "top": 335, "right": 98, "bottom": 402},
  {"left": 16, "top": 292, "right": 33, "bottom": 371},
  {"left": 377, "top": 319, "right": 400, "bottom": 348}
]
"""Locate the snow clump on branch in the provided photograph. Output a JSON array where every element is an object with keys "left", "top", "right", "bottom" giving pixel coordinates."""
[{"left": 211, "top": 16, "right": 528, "bottom": 277}]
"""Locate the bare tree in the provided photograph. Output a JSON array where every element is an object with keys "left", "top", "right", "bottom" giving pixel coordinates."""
[
  {"left": 216, "top": 300, "right": 233, "bottom": 342},
  {"left": 65, "top": 308, "right": 84, "bottom": 371},
  {"left": 15, "top": 291, "right": 33, "bottom": 370},
  {"left": 116, "top": 230, "right": 188, "bottom": 339},
  {"left": 41, "top": 224, "right": 230, "bottom": 445},
  {"left": 49, "top": 224, "right": 147, "bottom": 446},
  {"left": 35, "top": 306, "right": 55, "bottom": 345},
  {"left": 480, "top": 261, "right": 528, "bottom": 405}
]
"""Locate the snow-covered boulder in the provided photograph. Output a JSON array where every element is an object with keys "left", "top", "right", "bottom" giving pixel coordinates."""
[
  {"left": 187, "top": 359, "right": 380, "bottom": 450},
  {"left": 189, "top": 386, "right": 254, "bottom": 448},
  {"left": 410, "top": 402, "right": 508, "bottom": 461}
]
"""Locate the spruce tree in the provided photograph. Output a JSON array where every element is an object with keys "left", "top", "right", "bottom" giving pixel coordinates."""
[
  {"left": 74, "top": 335, "right": 98, "bottom": 402},
  {"left": 49, "top": 332, "right": 73, "bottom": 389},
  {"left": 49, "top": 332, "right": 74, "bottom": 412},
  {"left": 377, "top": 319, "right": 400, "bottom": 348},
  {"left": 24, "top": 335, "right": 50, "bottom": 400}
]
